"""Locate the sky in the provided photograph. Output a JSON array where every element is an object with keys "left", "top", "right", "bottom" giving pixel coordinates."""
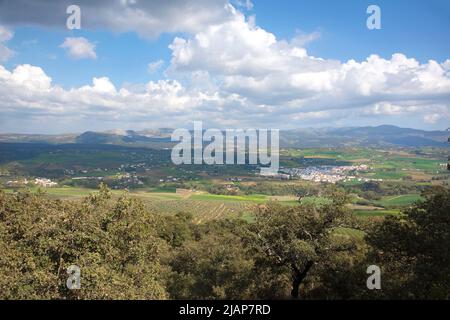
[{"left": 0, "top": 0, "right": 449, "bottom": 133}]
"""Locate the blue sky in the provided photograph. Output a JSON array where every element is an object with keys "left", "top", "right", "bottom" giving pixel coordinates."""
[
  {"left": 0, "top": 0, "right": 449, "bottom": 133},
  {"left": 5, "top": 27, "right": 173, "bottom": 87},
  {"left": 256, "top": 0, "right": 450, "bottom": 61},
  {"left": 4, "top": 0, "right": 450, "bottom": 88}
]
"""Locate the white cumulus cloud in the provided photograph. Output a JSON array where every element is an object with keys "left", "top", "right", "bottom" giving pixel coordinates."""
[
  {"left": 0, "top": 25, "right": 14, "bottom": 62},
  {"left": 167, "top": 9, "right": 450, "bottom": 125},
  {"left": 60, "top": 37, "right": 97, "bottom": 60}
]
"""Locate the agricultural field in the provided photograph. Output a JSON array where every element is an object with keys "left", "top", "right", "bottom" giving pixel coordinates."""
[
  {"left": 374, "top": 194, "right": 423, "bottom": 207},
  {"left": 1, "top": 184, "right": 421, "bottom": 226},
  {"left": 353, "top": 209, "right": 400, "bottom": 218},
  {"left": 190, "top": 193, "right": 268, "bottom": 203},
  {"left": 143, "top": 199, "right": 256, "bottom": 224},
  {"left": 1, "top": 143, "right": 446, "bottom": 227},
  {"left": 0, "top": 186, "right": 261, "bottom": 223},
  {"left": 334, "top": 227, "right": 366, "bottom": 239}
]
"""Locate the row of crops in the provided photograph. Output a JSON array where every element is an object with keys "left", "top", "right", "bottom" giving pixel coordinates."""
[{"left": 143, "top": 199, "right": 257, "bottom": 223}]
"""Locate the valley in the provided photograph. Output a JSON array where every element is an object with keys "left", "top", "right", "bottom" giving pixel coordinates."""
[{"left": 1, "top": 128, "right": 448, "bottom": 225}]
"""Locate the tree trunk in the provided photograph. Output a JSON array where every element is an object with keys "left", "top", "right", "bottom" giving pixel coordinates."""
[{"left": 291, "top": 261, "right": 314, "bottom": 299}]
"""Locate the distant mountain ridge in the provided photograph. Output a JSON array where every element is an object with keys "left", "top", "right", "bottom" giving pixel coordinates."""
[
  {"left": 74, "top": 129, "right": 173, "bottom": 147},
  {"left": 0, "top": 125, "right": 448, "bottom": 148},
  {"left": 279, "top": 125, "right": 448, "bottom": 148}
]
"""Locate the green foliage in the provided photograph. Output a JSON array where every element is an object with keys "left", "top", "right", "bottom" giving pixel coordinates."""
[
  {"left": 1, "top": 183, "right": 448, "bottom": 300},
  {"left": 0, "top": 184, "right": 167, "bottom": 299},
  {"left": 166, "top": 220, "right": 255, "bottom": 299},
  {"left": 366, "top": 186, "right": 450, "bottom": 299},
  {"left": 246, "top": 187, "right": 362, "bottom": 299},
  {"left": 157, "top": 212, "right": 194, "bottom": 248}
]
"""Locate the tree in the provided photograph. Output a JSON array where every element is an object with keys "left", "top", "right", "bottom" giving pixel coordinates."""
[
  {"left": 167, "top": 220, "right": 255, "bottom": 299},
  {"left": 247, "top": 188, "right": 359, "bottom": 299},
  {"left": 157, "top": 212, "right": 194, "bottom": 248},
  {"left": 0, "top": 185, "right": 168, "bottom": 299},
  {"left": 366, "top": 186, "right": 450, "bottom": 299}
]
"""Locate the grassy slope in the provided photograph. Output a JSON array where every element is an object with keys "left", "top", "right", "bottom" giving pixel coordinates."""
[{"left": 374, "top": 194, "right": 423, "bottom": 207}]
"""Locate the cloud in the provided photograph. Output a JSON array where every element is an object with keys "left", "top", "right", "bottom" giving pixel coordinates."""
[
  {"left": 0, "top": 63, "right": 216, "bottom": 130},
  {"left": 424, "top": 113, "right": 440, "bottom": 124},
  {"left": 148, "top": 60, "right": 164, "bottom": 74},
  {"left": 168, "top": 10, "right": 450, "bottom": 122},
  {"left": 290, "top": 30, "right": 321, "bottom": 47},
  {"left": 0, "top": 0, "right": 233, "bottom": 39},
  {"left": 168, "top": 9, "right": 334, "bottom": 79},
  {"left": 0, "top": 5, "right": 449, "bottom": 132},
  {"left": 5, "top": 64, "right": 52, "bottom": 90},
  {"left": 0, "top": 25, "right": 14, "bottom": 62},
  {"left": 0, "top": 60, "right": 285, "bottom": 133},
  {"left": 367, "top": 102, "right": 416, "bottom": 116},
  {"left": 83, "top": 77, "right": 117, "bottom": 94},
  {"left": 232, "top": 0, "right": 253, "bottom": 10},
  {"left": 0, "top": 25, "right": 13, "bottom": 42},
  {"left": 1, "top": 57, "right": 449, "bottom": 133},
  {"left": 60, "top": 37, "right": 97, "bottom": 59},
  {"left": 0, "top": 44, "right": 14, "bottom": 62}
]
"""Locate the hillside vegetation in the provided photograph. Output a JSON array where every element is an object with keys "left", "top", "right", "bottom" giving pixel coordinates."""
[{"left": 1, "top": 185, "right": 448, "bottom": 299}]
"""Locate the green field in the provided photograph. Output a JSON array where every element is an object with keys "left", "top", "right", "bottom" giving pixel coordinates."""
[
  {"left": 368, "top": 170, "right": 406, "bottom": 180},
  {"left": 334, "top": 227, "right": 366, "bottom": 239},
  {"left": 144, "top": 199, "right": 255, "bottom": 223},
  {"left": 1, "top": 186, "right": 427, "bottom": 223},
  {"left": 353, "top": 209, "right": 401, "bottom": 217},
  {"left": 374, "top": 194, "right": 423, "bottom": 207},
  {"left": 190, "top": 193, "right": 268, "bottom": 202},
  {"left": 300, "top": 196, "right": 333, "bottom": 206},
  {"left": 23, "top": 187, "right": 94, "bottom": 198},
  {"left": 21, "top": 151, "right": 127, "bottom": 167}
]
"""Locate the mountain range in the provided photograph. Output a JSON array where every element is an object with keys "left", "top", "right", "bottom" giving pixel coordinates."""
[{"left": 0, "top": 125, "right": 448, "bottom": 148}]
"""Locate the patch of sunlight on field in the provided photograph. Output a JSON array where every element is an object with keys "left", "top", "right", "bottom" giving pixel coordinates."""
[
  {"left": 375, "top": 194, "right": 423, "bottom": 207},
  {"left": 239, "top": 212, "right": 256, "bottom": 223},
  {"left": 334, "top": 227, "right": 365, "bottom": 239},
  {"left": 142, "top": 198, "right": 256, "bottom": 224},
  {"left": 300, "top": 196, "right": 333, "bottom": 206},
  {"left": 131, "top": 191, "right": 183, "bottom": 201},
  {"left": 353, "top": 209, "right": 401, "bottom": 217},
  {"left": 190, "top": 193, "right": 268, "bottom": 202},
  {"left": 27, "top": 187, "right": 94, "bottom": 198}
]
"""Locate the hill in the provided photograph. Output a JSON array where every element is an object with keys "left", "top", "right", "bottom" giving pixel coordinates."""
[{"left": 0, "top": 125, "right": 448, "bottom": 148}]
